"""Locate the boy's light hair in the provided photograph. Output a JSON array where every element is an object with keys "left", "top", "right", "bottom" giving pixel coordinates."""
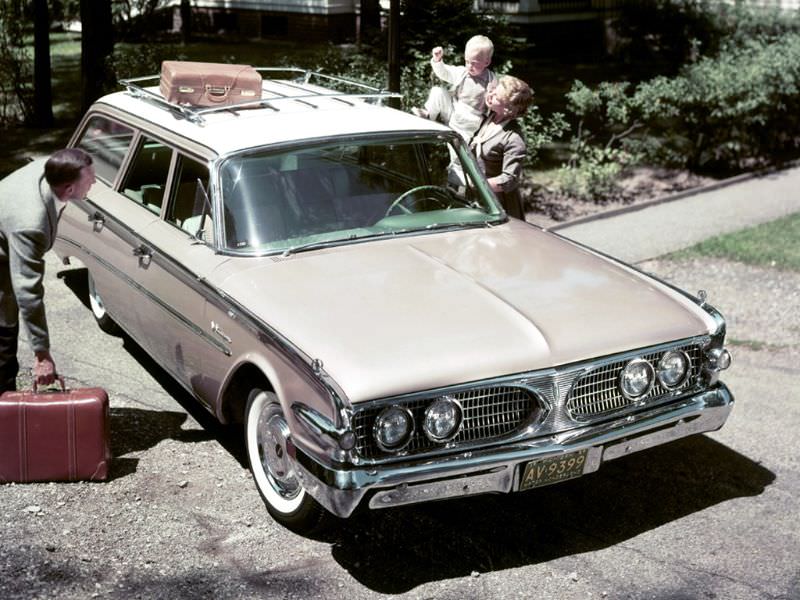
[{"left": 465, "top": 35, "right": 494, "bottom": 60}]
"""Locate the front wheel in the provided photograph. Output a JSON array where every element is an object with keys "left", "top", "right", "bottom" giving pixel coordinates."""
[{"left": 244, "top": 389, "right": 331, "bottom": 533}]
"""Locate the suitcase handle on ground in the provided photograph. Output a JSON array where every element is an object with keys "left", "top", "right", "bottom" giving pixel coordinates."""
[{"left": 33, "top": 375, "right": 66, "bottom": 394}]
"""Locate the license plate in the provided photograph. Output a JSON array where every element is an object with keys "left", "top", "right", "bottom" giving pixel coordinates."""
[{"left": 519, "top": 449, "right": 588, "bottom": 491}]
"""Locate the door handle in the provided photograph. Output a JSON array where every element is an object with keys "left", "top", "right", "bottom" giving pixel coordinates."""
[
  {"left": 132, "top": 244, "right": 152, "bottom": 258},
  {"left": 132, "top": 244, "right": 153, "bottom": 267},
  {"left": 211, "top": 321, "right": 232, "bottom": 343}
]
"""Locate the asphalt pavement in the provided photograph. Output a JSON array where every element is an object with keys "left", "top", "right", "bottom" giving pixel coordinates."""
[
  {"left": 3, "top": 163, "right": 799, "bottom": 600},
  {"left": 550, "top": 164, "right": 800, "bottom": 263}
]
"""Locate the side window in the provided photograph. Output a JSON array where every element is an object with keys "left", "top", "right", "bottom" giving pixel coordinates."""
[
  {"left": 121, "top": 136, "right": 173, "bottom": 216},
  {"left": 166, "top": 155, "right": 211, "bottom": 242},
  {"left": 75, "top": 115, "right": 134, "bottom": 185}
]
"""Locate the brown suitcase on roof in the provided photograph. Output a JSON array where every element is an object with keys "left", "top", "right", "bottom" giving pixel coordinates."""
[
  {"left": 0, "top": 382, "right": 111, "bottom": 483},
  {"left": 159, "top": 60, "right": 262, "bottom": 107}
]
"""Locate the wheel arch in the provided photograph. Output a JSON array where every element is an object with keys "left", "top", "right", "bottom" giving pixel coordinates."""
[{"left": 219, "top": 361, "right": 276, "bottom": 425}]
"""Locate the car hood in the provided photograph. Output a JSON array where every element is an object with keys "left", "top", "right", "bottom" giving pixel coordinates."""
[{"left": 216, "top": 220, "right": 717, "bottom": 403}]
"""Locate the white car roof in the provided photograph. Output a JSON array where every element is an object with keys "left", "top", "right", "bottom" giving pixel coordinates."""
[{"left": 93, "top": 77, "right": 453, "bottom": 157}]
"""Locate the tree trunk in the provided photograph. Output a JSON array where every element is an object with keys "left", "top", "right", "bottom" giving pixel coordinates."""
[
  {"left": 180, "top": 0, "right": 192, "bottom": 44},
  {"left": 388, "top": 0, "right": 400, "bottom": 106},
  {"left": 32, "top": 0, "right": 53, "bottom": 127},
  {"left": 360, "top": 0, "right": 380, "bottom": 43},
  {"left": 80, "top": 0, "right": 114, "bottom": 113}
]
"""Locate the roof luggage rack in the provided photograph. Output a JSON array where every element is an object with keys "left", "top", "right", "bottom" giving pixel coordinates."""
[{"left": 118, "top": 67, "right": 402, "bottom": 125}]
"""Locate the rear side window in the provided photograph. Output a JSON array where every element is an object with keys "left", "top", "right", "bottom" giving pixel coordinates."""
[
  {"left": 120, "top": 136, "right": 174, "bottom": 216},
  {"left": 75, "top": 115, "right": 134, "bottom": 185},
  {"left": 166, "top": 155, "right": 212, "bottom": 243}
]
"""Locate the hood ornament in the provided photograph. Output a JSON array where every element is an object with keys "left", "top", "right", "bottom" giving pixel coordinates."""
[
  {"left": 697, "top": 289, "right": 707, "bottom": 307},
  {"left": 311, "top": 358, "right": 324, "bottom": 375}
]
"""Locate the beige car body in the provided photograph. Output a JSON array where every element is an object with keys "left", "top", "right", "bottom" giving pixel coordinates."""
[{"left": 51, "top": 69, "right": 733, "bottom": 527}]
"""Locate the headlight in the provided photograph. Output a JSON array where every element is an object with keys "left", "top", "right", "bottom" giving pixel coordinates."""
[
  {"left": 423, "top": 396, "right": 463, "bottom": 442},
  {"left": 657, "top": 350, "right": 690, "bottom": 389},
  {"left": 619, "top": 358, "right": 655, "bottom": 400},
  {"left": 706, "top": 347, "right": 732, "bottom": 371},
  {"left": 373, "top": 406, "right": 414, "bottom": 452}
]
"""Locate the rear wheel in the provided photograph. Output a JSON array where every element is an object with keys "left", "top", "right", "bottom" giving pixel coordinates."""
[
  {"left": 244, "top": 389, "right": 330, "bottom": 533},
  {"left": 87, "top": 273, "right": 120, "bottom": 335}
]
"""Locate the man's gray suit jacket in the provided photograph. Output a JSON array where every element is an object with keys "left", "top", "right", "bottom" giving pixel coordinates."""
[{"left": 0, "top": 158, "right": 59, "bottom": 353}]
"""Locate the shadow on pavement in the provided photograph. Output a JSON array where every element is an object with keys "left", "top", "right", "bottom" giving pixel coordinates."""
[
  {"left": 106, "top": 407, "right": 217, "bottom": 480},
  {"left": 328, "top": 436, "right": 774, "bottom": 593}
]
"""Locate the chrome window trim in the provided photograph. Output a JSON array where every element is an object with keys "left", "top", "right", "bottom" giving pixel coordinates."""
[
  {"left": 71, "top": 113, "right": 137, "bottom": 189},
  {"left": 209, "top": 130, "right": 505, "bottom": 258}
]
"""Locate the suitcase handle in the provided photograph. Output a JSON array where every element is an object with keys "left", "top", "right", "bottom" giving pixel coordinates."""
[
  {"left": 33, "top": 375, "right": 66, "bottom": 394},
  {"left": 204, "top": 84, "right": 231, "bottom": 102}
]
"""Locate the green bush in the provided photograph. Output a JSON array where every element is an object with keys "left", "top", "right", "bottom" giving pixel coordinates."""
[
  {"left": 549, "top": 27, "right": 800, "bottom": 204},
  {"left": 635, "top": 33, "right": 800, "bottom": 170},
  {"left": 550, "top": 80, "right": 640, "bottom": 201}
]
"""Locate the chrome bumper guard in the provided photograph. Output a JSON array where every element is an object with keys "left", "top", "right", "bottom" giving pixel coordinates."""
[{"left": 290, "top": 383, "right": 733, "bottom": 518}]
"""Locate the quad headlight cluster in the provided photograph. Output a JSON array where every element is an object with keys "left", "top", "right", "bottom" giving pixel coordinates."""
[
  {"left": 373, "top": 396, "right": 463, "bottom": 453},
  {"left": 619, "top": 350, "right": 693, "bottom": 401}
]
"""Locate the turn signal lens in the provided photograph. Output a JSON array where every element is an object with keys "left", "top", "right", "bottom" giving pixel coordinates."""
[
  {"left": 373, "top": 406, "right": 413, "bottom": 452},
  {"left": 619, "top": 358, "right": 655, "bottom": 399},
  {"left": 423, "top": 396, "right": 463, "bottom": 442},
  {"left": 657, "top": 350, "right": 690, "bottom": 389}
]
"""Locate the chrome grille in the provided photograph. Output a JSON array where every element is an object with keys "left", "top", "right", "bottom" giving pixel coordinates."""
[
  {"left": 566, "top": 343, "right": 703, "bottom": 419},
  {"left": 352, "top": 385, "right": 541, "bottom": 460}
]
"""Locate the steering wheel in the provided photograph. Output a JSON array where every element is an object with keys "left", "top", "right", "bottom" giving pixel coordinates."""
[{"left": 384, "top": 185, "right": 466, "bottom": 218}]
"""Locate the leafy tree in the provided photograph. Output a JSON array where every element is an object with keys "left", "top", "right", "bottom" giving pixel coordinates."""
[
  {"left": 32, "top": 0, "right": 53, "bottom": 127},
  {"left": 80, "top": 0, "right": 114, "bottom": 112}
]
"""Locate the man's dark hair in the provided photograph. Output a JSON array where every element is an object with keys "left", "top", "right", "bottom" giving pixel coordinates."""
[{"left": 44, "top": 148, "right": 93, "bottom": 188}]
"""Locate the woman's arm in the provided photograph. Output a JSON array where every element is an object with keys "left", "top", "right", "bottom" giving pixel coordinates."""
[{"left": 488, "top": 130, "right": 526, "bottom": 192}]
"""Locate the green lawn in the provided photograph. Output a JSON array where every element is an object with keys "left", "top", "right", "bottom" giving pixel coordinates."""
[{"left": 674, "top": 212, "right": 800, "bottom": 271}]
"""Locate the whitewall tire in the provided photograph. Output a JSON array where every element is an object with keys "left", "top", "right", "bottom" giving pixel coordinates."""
[{"left": 245, "top": 389, "right": 329, "bottom": 532}]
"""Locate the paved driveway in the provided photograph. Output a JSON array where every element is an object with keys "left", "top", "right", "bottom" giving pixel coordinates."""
[{"left": 1, "top": 227, "right": 798, "bottom": 599}]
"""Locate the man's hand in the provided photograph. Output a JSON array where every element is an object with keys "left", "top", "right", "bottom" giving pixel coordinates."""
[
  {"left": 33, "top": 350, "right": 57, "bottom": 387},
  {"left": 431, "top": 46, "right": 443, "bottom": 62}
]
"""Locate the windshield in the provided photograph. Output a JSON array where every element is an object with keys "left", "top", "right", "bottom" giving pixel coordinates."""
[{"left": 217, "top": 135, "right": 503, "bottom": 254}]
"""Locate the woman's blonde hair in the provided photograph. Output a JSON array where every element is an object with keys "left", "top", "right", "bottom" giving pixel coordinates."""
[{"left": 494, "top": 75, "right": 534, "bottom": 118}]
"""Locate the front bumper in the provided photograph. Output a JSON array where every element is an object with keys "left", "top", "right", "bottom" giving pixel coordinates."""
[{"left": 290, "top": 383, "right": 733, "bottom": 518}]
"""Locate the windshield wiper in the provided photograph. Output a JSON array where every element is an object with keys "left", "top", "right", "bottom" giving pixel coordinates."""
[
  {"left": 280, "top": 221, "right": 497, "bottom": 257},
  {"left": 281, "top": 229, "right": 412, "bottom": 257},
  {"left": 424, "top": 220, "right": 498, "bottom": 231}
]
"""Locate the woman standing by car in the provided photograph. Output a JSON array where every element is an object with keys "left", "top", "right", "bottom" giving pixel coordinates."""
[{"left": 469, "top": 75, "right": 534, "bottom": 220}]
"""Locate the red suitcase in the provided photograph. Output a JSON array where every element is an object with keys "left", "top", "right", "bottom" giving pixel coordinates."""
[
  {"left": 159, "top": 60, "right": 262, "bottom": 107},
  {"left": 0, "top": 382, "right": 111, "bottom": 483}
]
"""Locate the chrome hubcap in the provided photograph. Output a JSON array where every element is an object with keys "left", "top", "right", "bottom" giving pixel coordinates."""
[{"left": 257, "top": 407, "right": 300, "bottom": 500}]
